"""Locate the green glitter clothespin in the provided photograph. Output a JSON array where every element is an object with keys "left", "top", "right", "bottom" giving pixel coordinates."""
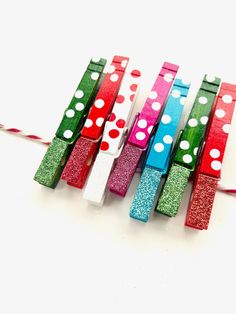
[
  {"left": 34, "top": 58, "right": 107, "bottom": 188},
  {"left": 156, "top": 75, "right": 221, "bottom": 217}
]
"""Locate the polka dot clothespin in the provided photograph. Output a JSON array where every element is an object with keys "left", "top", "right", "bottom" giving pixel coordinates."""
[
  {"left": 156, "top": 75, "right": 221, "bottom": 217},
  {"left": 108, "top": 62, "right": 179, "bottom": 197},
  {"left": 130, "top": 78, "right": 190, "bottom": 222},
  {"left": 185, "top": 82, "right": 236, "bottom": 230},
  {"left": 61, "top": 56, "right": 129, "bottom": 189},
  {"left": 34, "top": 58, "right": 107, "bottom": 188},
  {"left": 83, "top": 65, "right": 141, "bottom": 205}
]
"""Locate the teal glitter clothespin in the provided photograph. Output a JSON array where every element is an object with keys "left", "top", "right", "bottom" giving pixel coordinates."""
[{"left": 129, "top": 79, "right": 190, "bottom": 222}]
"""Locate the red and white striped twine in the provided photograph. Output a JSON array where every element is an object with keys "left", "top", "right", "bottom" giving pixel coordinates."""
[
  {"left": 0, "top": 123, "right": 235, "bottom": 193},
  {"left": 0, "top": 123, "right": 51, "bottom": 146}
]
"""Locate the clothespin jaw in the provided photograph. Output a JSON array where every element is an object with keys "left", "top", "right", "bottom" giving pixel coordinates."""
[
  {"left": 185, "top": 82, "right": 236, "bottom": 230},
  {"left": 83, "top": 66, "right": 142, "bottom": 205},
  {"left": 61, "top": 56, "right": 129, "bottom": 189},
  {"left": 108, "top": 62, "right": 179, "bottom": 197},
  {"left": 34, "top": 57, "right": 107, "bottom": 188},
  {"left": 129, "top": 79, "right": 190, "bottom": 222},
  {"left": 34, "top": 137, "right": 71, "bottom": 188},
  {"left": 156, "top": 75, "right": 221, "bottom": 217}
]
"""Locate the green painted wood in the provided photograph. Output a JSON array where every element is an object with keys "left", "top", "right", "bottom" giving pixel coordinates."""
[
  {"left": 56, "top": 58, "right": 106, "bottom": 143},
  {"left": 174, "top": 75, "right": 221, "bottom": 170}
]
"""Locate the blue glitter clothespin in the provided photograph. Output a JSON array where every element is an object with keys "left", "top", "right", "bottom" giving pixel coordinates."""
[{"left": 129, "top": 79, "right": 190, "bottom": 222}]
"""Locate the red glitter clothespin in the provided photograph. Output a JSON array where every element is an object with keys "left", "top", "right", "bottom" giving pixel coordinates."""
[
  {"left": 61, "top": 56, "right": 129, "bottom": 188},
  {"left": 185, "top": 82, "right": 236, "bottom": 230}
]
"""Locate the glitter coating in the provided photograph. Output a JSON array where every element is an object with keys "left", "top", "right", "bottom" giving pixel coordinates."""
[
  {"left": 34, "top": 137, "right": 70, "bottom": 188},
  {"left": 108, "top": 143, "right": 143, "bottom": 196},
  {"left": 61, "top": 137, "right": 99, "bottom": 189},
  {"left": 130, "top": 167, "right": 162, "bottom": 222},
  {"left": 156, "top": 163, "right": 191, "bottom": 216},
  {"left": 185, "top": 173, "right": 218, "bottom": 230}
]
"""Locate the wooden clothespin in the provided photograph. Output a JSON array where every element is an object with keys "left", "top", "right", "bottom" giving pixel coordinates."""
[
  {"left": 61, "top": 56, "right": 129, "bottom": 188},
  {"left": 156, "top": 75, "right": 221, "bottom": 217},
  {"left": 34, "top": 58, "right": 107, "bottom": 188},
  {"left": 130, "top": 79, "right": 190, "bottom": 222},
  {"left": 83, "top": 64, "right": 141, "bottom": 205},
  {"left": 186, "top": 82, "right": 236, "bottom": 230},
  {"left": 108, "top": 62, "right": 179, "bottom": 196}
]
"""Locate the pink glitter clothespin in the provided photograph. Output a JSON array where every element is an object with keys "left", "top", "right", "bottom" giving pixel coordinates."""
[{"left": 107, "top": 62, "right": 179, "bottom": 196}]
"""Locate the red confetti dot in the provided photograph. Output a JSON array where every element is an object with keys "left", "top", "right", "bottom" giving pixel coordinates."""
[
  {"left": 109, "top": 129, "right": 120, "bottom": 139},
  {"left": 109, "top": 113, "right": 116, "bottom": 122},
  {"left": 130, "top": 94, "right": 135, "bottom": 102},
  {"left": 131, "top": 69, "right": 141, "bottom": 77},
  {"left": 100, "top": 141, "right": 109, "bottom": 151},
  {"left": 130, "top": 84, "right": 137, "bottom": 92},
  {"left": 116, "top": 119, "right": 125, "bottom": 128},
  {"left": 116, "top": 95, "right": 125, "bottom": 103}
]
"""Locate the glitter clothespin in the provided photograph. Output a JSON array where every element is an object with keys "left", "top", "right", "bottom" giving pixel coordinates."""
[
  {"left": 34, "top": 57, "right": 107, "bottom": 188},
  {"left": 130, "top": 79, "right": 190, "bottom": 222},
  {"left": 185, "top": 83, "right": 236, "bottom": 230},
  {"left": 61, "top": 56, "right": 129, "bottom": 188},
  {"left": 83, "top": 65, "right": 141, "bottom": 205},
  {"left": 156, "top": 75, "right": 221, "bottom": 217},
  {"left": 107, "top": 62, "right": 179, "bottom": 196}
]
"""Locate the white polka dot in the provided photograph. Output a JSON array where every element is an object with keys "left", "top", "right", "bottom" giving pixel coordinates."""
[
  {"left": 193, "top": 147, "right": 198, "bottom": 156},
  {"left": 149, "top": 91, "right": 158, "bottom": 99},
  {"left": 215, "top": 109, "right": 225, "bottom": 118},
  {"left": 92, "top": 57, "right": 100, "bottom": 63},
  {"left": 211, "top": 160, "right": 222, "bottom": 171},
  {"left": 188, "top": 118, "right": 198, "bottom": 127},
  {"left": 163, "top": 135, "right": 173, "bottom": 144},
  {"left": 75, "top": 90, "right": 84, "bottom": 99},
  {"left": 206, "top": 75, "right": 215, "bottom": 82},
  {"left": 180, "top": 140, "right": 190, "bottom": 150},
  {"left": 152, "top": 102, "right": 161, "bottom": 111},
  {"left": 91, "top": 72, "right": 99, "bottom": 80},
  {"left": 200, "top": 116, "right": 208, "bottom": 125},
  {"left": 136, "top": 132, "right": 146, "bottom": 141},
  {"left": 199, "top": 96, "right": 208, "bottom": 104},
  {"left": 222, "top": 124, "right": 230, "bottom": 134},
  {"left": 63, "top": 130, "right": 73, "bottom": 139},
  {"left": 121, "top": 60, "right": 128, "bottom": 68},
  {"left": 110, "top": 73, "right": 119, "bottom": 82},
  {"left": 107, "top": 65, "right": 116, "bottom": 73},
  {"left": 171, "top": 89, "right": 181, "bottom": 98},
  {"left": 222, "top": 94, "right": 233, "bottom": 104},
  {"left": 95, "top": 99, "right": 105, "bottom": 108},
  {"left": 180, "top": 97, "right": 186, "bottom": 105},
  {"left": 75, "top": 103, "right": 84, "bottom": 111},
  {"left": 161, "top": 114, "right": 171, "bottom": 124},
  {"left": 183, "top": 154, "right": 193, "bottom": 164},
  {"left": 84, "top": 119, "right": 93, "bottom": 128},
  {"left": 148, "top": 126, "right": 153, "bottom": 134},
  {"left": 137, "top": 119, "right": 147, "bottom": 129},
  {"left": 154, "top": 143, "right": 164, "bottom": 152},
  {"left": 164, "top": 73, "right": 174, "bottom": 82},
  {"left": 210, "top": 149, "right": 220, "bottom": 159},
  {"left": 96, "top": 117, "right": 104, "bottom": 127},
  {"left": 65, "top": 109, "right": 75, "bottom": 118}
]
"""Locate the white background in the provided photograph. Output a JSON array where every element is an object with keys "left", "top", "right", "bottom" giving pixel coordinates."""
[{"left": 0, "top": 0, "right": 236, "bottom": 313}]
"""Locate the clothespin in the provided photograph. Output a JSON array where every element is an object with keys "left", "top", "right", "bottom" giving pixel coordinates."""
[
  {"left": 83, "top": 65, "right": 141, "bottom": 205},
  {"left": 61, "top": 56, "right": 129, "bottom": 188},
  {"left": 107, "top": 62, "right": 179, "bottom": 196},
  {"left": 34, "top": 57, "right": 107, "bottom": 188},
  {"left": 130, "top": 79, "right": 190, "bottom": 222},
  {"left": 185, "top": 82, "right": 236, "bottom": 230},
  {"left": 156, "top": 75, "right": 221, "bottom": 217}
]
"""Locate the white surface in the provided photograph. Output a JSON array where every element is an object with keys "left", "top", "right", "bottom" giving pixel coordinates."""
[{"left": 0, "top": 1, "right": 236, "bottom": 313}]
